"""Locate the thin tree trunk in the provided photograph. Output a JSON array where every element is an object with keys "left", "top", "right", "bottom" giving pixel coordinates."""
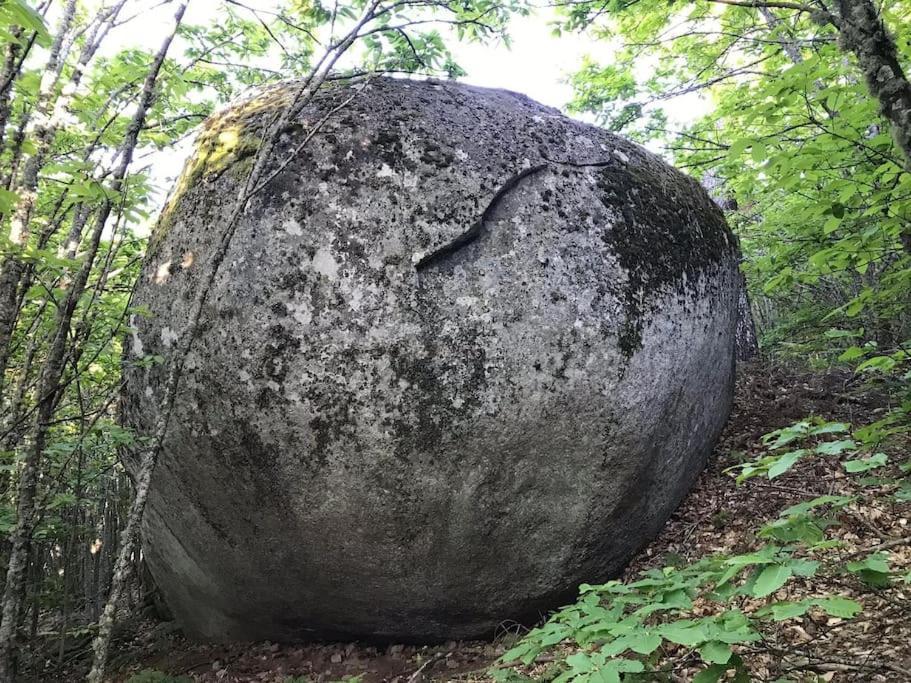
[
  {"left": 0, "top": 27, "right": 40, "bottom": 158},
  {"left": 735, "top": 272, "right": 759, "bottom": 360},
  {"left": 81, "top": 6, "right": 188, "bottom": 677},
  {"left": 90, "top": 519, "right": 100, "bottom": 622},
  {"left": 27, "top": 556, "right": 38, "bottom": 645},
  {"left": 2, "top": 113, "right": 29, "bottom": 192},
  {"left": 835, "top": 0, "right": 911, "bottom": 169},
  {"left": 757, "top": 6, "right": 803, "bottom": 63},
  {"left": 87, "top": 1, "right": 383, "bottom": 678},
  {"left": 0, "top": 1, "right": 173, "bottom": 676},
  {"left": 834, "top": 0, "right": 911, "bottom": 251},
  {"left": 58, "top": 427, "right": 85, "bottom": 669},
  {"left": 0, "top": 299, "right": 45, "bottom": 469},
  {"left": 0, "top": 28, "right": 26, "bottom": 154},
  {"left": 0, "top": 0, "right": 78, "bottom": 406}
]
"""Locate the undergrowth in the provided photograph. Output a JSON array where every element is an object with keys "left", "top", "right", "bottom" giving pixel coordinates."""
[{"left": 493, "top": 381, "right": 911, "bottom": 682}]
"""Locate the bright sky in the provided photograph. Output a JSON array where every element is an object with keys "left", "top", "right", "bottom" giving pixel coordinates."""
[
  {"left": 167, "top": 3, "right": 607, "bottom": 111},
  {"left": 450, "top": 14, "right": 609, "bottom": 112},
  {"left": 107, "top": 1, "right": 711, "bottom": 119},
  {"left": 93, "top": 1, "right": 711, "bottom": 228},
  {"left": 120, "top": 4, "right": 617, "bottom": 226}
]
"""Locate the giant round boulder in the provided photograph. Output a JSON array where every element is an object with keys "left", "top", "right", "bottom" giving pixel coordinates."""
[{"left": 122, "top": 77, "right": 740, "bottom": 643}]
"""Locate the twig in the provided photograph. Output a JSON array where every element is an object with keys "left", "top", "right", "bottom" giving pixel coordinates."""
[
  {"left": 407, "top": 652, "right": 445, "bottom": 682},
  {"left": 840, "top": 535, "right": 911, "bottom": 561},
  {"left": 781, "top": 650, "right": 911, "bottom": 678}
]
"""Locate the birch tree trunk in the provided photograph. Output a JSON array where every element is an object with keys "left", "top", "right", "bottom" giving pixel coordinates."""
[
  {"left": 88, "top": 2, "right": 391, "bottom": 678},
  {"left": 0, "top": 0, "right": 78, "bottom": 404},
  {"left": 0, "top": 2, "right": 185, "bottom": 678}
]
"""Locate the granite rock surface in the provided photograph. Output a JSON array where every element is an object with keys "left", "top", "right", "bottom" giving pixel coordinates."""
[{"left": 122, "top": 77, "right": 741, "bottom": 642}]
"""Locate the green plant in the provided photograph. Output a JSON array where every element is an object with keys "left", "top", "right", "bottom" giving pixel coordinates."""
[{"left": 496, "top": 409, "right": 910, "bottom": 681}]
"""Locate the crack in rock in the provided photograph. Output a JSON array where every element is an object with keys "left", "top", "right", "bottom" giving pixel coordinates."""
[{"left": 414, "top": 163, "right": 549, "bottom": 272}]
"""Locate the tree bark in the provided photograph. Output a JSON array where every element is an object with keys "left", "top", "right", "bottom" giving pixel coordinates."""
[
  {"left": 736, "top": 271, "right": 759, "bottom": 360},
  {"left": 0, "top": 2, "right": 176, "bottom": 678},
  {"left": 0, "top": 27, "right": 26, "bottom": 154},
  {"left": 81, "top": 2, "right": 190, "bottom": 674},
  {"left": 757, "top": 5, "right": 803, "bottom": 64},
  {"left": 0, "top": 0, "right": 78, "bottom": 408},
  {"left": 833, "top": 0, "right": 911, "bottom": 253},
  {"left": 835, "top": 0, "right": 911, "bottom": 171}
]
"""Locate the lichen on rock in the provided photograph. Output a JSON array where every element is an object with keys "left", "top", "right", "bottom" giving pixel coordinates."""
[{"left": 122, "top": 77, "right": 742, "bottom": 643}]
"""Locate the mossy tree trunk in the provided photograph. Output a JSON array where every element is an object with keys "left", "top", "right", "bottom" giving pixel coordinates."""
[{"left": 833, "top": 0, "right": 911, "bottom": 253}]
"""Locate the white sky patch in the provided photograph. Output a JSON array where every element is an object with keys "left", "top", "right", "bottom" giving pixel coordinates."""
[
  {"left": 454, "top": 13, "right": 609, "bottom": 112},
  {"left": 85, "top": 3, "right": 712, "bottom": 237}
]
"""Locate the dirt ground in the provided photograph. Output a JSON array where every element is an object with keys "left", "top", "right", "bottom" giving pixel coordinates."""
[{"left": 26, "top": 361, "right": 911, "bottom": 682}]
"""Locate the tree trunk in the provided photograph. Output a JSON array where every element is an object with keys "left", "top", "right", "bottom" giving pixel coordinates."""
[
  {"left": 757, "top": 6, "right": 803, "bottom": 64},
  {"left": 0, "top": 28, "right": 27, "bottom": 154},
  {"left": 82, "top": 3, "right": 190, "bottom": 675},
  {"left": 0, "top": 0, "right": 78, "bottom": 405},
  {"left": 0, "top": 1, "right": 174, "bottom": 677},
  {"left": 835, "top": 0, "right": 911, "bottom": 252},
  {"left": 835, "top": 0, "right": 911, "bottom": 169}
]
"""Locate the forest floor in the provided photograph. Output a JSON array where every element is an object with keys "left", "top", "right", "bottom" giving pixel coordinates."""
[{"left": 31, "top": 360, "right": 911, "bottom": 682}]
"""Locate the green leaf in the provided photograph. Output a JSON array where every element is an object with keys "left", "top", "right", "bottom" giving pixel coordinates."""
[
  {"left": 779, "top": 495, "right": 852, "bottom": 517},
  {"left": 764, "top": 422, "right": 812, "bottom": 448},
  {"left": 815, "top": 439, "right": 856, "bottom": 456},
  {"left": 699, "top": 641, "right": 732, "bottom": 665},
  {"left": 846, "top": 553, "right": 891, "bottom": 587},
  {"left": 715, "top": 564, "right": 744, "bottom": 589},
  {"left": 843, "top": 452, "right": 887, "bottom": 473},
  {"left": 856, "top": 355, "right": 897, "bottom": 373},
  {"left": 501, "top": 641, "right": 539, "bottom": 666},
  {"left": 752, "top": 564, "right": 792, "bottom": 598},
  {"left": 727, "top": 138, "right": 750, "bottom": 158},
  {"left": 814, "top": 597, "right": 861, "bottom": 618},
  {"left": 768, "top": 450, "right": 806, "bottom": 479},
  {"left": 692, "top": 665, "right": 728, "bottom": 683},
  {"left": 847, "top": 553, "right": 890, "bottom": 574},
  {"left": 0, "top": 0, "right": 50, "bottom": 44},
  {"left": 589, "top": 668, "right": 620, "bottom": 683},
  {"left": 725, "top": 547, "right": 779, "bottom": 567},
  {"left": 810, "top": 422, "right": 851, "bottom": 436},
  {"left": 760, "top": 517, "right": 823, "bottom": 543},
  {"left": 564, "top": 651, "right": 593, "bottom": 673},
  {"left": 838, "top": 346, "right": 866, "bottom": 361},
  {"left": 658, "top": 621, "right": 709, "bottom": 647},
  {"left": 0, "top": 188, "right": 17, "bottom": 214},
  {"left": 894, "top": 483, "right": 911, "bottom": 502},
  {"left": 757, "top": 600, "right": 809, "bottom": 621},
  {"left": 626, "top": 631, "right": 662, "bottom": 655},
  {"left": 787, "top": 559, "right": 819, "bottom": 577},
  {"left": 611, "top": 658, "right": 644, "bottom": 673}
]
